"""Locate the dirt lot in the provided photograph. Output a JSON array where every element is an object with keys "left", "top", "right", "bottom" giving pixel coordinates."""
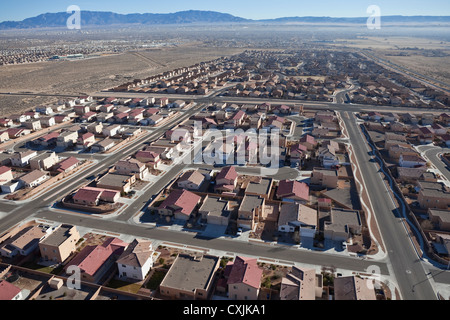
[{"left": 0, "top": 45, "right": 243, "bottom": 117}]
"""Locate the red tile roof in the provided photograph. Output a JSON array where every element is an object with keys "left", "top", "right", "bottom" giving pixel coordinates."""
[
  {"left": 159, "top": 189, "right": 201, "bottom": 217},
  {"left": 66, "top": 237, "right": 128, "bottom": 277},
  {"left": 0, "top": 280, "right": 21, "bottom": 300},
  {"left": 300, "top": 135, "right": 316, "bottom": 145},
  {"left": 56, "top": 157, "right": 80, "bottom": 172},
  {"left": 0, "top": 166, "right": 11, "bottom": 175},
  {"left": 277, "top": 180, "right": 309, "bottom": 201},
  {"left": 216, "top": 166, "right": 238, "bottom": 182},
  {"left": 227, "top": 256, "right": 262, "bottom": 289}
]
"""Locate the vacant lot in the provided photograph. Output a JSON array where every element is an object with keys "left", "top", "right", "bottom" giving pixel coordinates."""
[{"left": 0, "top": 45, "right": 243, "bottom": 117}]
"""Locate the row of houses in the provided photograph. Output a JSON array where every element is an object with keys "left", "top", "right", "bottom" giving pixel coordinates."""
[
  {"left": 0, "top": 224, "right": 155, "bottom": 283},
  {"left": 0, "top": 152, "right": 80, "bottom": 194},
  {"left": 150, "top": 166, "right": 361, "bottom": 244},
  {"left": 0, "top": 221, "right": 376, "bottom": 300}
]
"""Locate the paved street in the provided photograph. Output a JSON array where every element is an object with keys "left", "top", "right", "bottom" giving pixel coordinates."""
[
  {"left": 341, "top": 111, "right": 442, "bottom": 300},
  {"left": 0, "top": 97, "right": 449, "bottom": 300}
]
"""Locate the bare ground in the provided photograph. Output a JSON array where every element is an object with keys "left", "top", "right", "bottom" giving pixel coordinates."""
[{"left": 0, "top": 45, "right": 243, "bottom": 117}]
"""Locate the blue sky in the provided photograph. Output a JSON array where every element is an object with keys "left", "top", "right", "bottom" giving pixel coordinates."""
[{"left": 1, "top": 0, "right": 449, "bottom": 22}]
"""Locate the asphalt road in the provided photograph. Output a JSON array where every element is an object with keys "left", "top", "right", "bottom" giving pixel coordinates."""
[
  {"left": 341, "top": 111, "right": 439, "bottom": 300},
  {"left": 418, "top": 146, "right": 450, "bottom": 182},
  {"left": 1, "top": 97, "right": 449, "bottom": 300}
]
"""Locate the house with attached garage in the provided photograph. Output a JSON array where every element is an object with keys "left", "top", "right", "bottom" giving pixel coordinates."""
[
  {"left": 96, "top": 173, "right": 136, "bottom": 194},
  {"left": 153, "top": 189, "right": 202, "bottom": 221},
  {"left": 29, "top": 152, "right": 59, "bottom": 171},
  {"left": 277, "top": 180, "right": 310, "bottom": 204},
  {"left": 198, "top": 195, "right": 231, "bottom": 227},
  {"left": 177, "top": 170, "right": 206, "bottom": 191},
  {"left": 0, "top": 280, "right": 26, "bottom": 300},
  {"left": 19, "top": 170, "right": 49, "bottom": 188},
  {"left": 334, "top": 276, "right": 376, "bottom": 300},
  {"left": 91, "top": 138, "right": 116, "bottom": 153},
  {"left": 237, "top": 195, "right": 265, "bottom": 231},
  {"left": 114, "top": 158, "right": 149, "bottom": 180},
  {"left": 159, "top": 254, "right": 220, "bottom": 300},
  {"left": 64, "top": 237, "right": 128, "bottom": 283},
  {"left": 278, "top": 203, "right": 318, "bottom": 240},
  {"left": 56, "top": 131, "right": 78, "bottom": 149},
  {"left": 280, "top": 267, "right": 323, "bottom": 300},
  {"left": 323, "top": 208, "right": 362, "bottom": 243},
  {"left": 134, "top": 150, "right": 161, "bottom": 169},
  {"left": 11, "top": 150, "right": 38, "bottom": 167},
  {"left": 38, "top": 224, "right": 80, "bottom": 264},
  {"left": 73, "top": 187, "right": 120, "bottom": 206},
  {"left": 117, "top": 239, "right": 154, "bottom": 281},
  {"left": 399, "top": 154, "right": 427, "bottom": 168},
  {"left": 53, "top": 156, "right": 80, "bottom": 174},
  {"left": 0, "top": 225, "right": 52, "bottom": 258},
  {"left": 225, "top": 256, "right": 263, "bottom": 301}
]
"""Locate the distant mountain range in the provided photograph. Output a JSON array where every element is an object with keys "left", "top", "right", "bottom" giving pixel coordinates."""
[{"left": 1, "top": 10, "right": 449, "bottom": 30}]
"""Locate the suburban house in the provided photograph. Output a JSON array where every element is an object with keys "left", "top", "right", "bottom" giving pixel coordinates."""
[
  {"left": 417, "top": 181, "right": 450, "bottom": 210},
  {"left": 198, "top": 195, "right": 231, "bottom": 226},
  {"left": 278, "top": 203, "right": 318, "bottom": 240},
  {"left": 56, "top": 131, "right": 78, "bottom": 149},
  {"left": 323, "top": 208, "right": 362, "bottom": 243},
  {"left": 0, "top": 280, "right": 26, "bottom": 300},
  {"left": 428, "top": 209, "right": 450, "bottom": 232},
  {"left": 0, "top": 130, "right": 9, "bottom": 143},
  {"left": 29, "top": 152, "right": 59, "bottom": 171},
  {"left": 154, "top": 189, "right": 202, "bottom": 221},
  {"left": 317, "top": 144, "right": 339, "bottom": 169},
  {"left": 134, "top": 150, "right": 161, "bottom": 169},
  {"left": 310, "top": 168, "right": 339, "bottom": 189},
  {"left": 0, "top": 225, "right": 51, "bottom": 258},
  {"left": 19, "top": 170, "right": 49, "bottom": 188},
  {"left": 96, "top": 173, "right": 136, "bottom": 194},
  {"left": 277, "top": 180, "right": 310, "bottom": 203},
  {"left": 53, "top": 157, "right": 80, "bottom": 174},
  {"left": 238, "top": 195, "right": 265, "bottom": 231},
  {"left": 159, "top": 254, "right": 220, "bottom": 300},
  {"left": 280, "top": 267, "right": 323, "bottom": 300},
  {"left": 215, "top": 166, "right": 238, "bottom": 193},
  {"left": 38, "top": 224, "right": 80, "bottom": 264},
  {"left": 11, "top": 150, "right": 37, "bottom": 167},
  {"left": 35, "top": 131, "right": 60, "bottom": 147},
  {"left": 6, "top": 128, "right": 31, "bottom": 139},
  {"left": 115, "top": 158, "right": 149, "bottom": 180},
  {"left": 72, "top": 187, "right": 120, "bottom": 206},
  {"left": 0, "top": 166, "right": 14, "bottom": 185},
  {"left": 334, "top": 276, "right": 376, "bottom": 300},
  {"left": 65, "top": 237, "right": 128, "bottom": 283},
  {"left": 244, "top": 177, "right": 273, "bottom": 200},
  {"left": 117, "top": 239, "right": 154, "bottom": 281},
  {"left": 102, "top": 124, "right": 122, "bottom": 137},
  {"left": 76, "top": 132, "right": 96, "bottom": 149},
  {"left": 225, "top": 256, "right": 263, "bottom": 301},
  {"left": 399, "top": 154, "right": 427, "bottom": 168},
  {"left": 177, "top": 170, "right": 206, "bottom": 191},
  {"left": 299, "top": 135, "right": 318, "bottom": 151},
  {"left": 92, "top": 138, "right": 116, "bottom": 153},
  {"left": 290, "top": 143, "right": 308, "bottom": 165},
  {"left": 23, "top": 119, "right": 42, "bottom": 132}
]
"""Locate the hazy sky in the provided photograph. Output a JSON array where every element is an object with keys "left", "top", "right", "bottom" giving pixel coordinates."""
[{"left": 1, "top": 0, "right": 449, "bottom": 22}]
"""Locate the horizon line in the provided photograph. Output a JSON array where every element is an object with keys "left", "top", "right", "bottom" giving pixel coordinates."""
[{"left": 1, "top": 9, "right": 450, "bottom": 24}]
